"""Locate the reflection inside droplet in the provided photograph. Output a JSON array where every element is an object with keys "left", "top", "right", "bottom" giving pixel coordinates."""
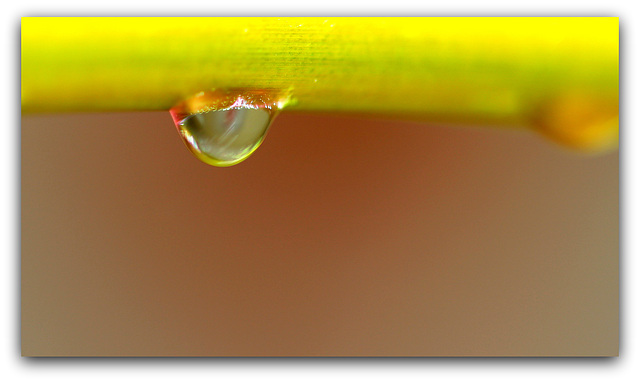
[
  {"left": 179, "top": 107, "right": 274, "bottom": 166},
  {"left": 170, "top": 89, "right": 290, "bottom": 167}
]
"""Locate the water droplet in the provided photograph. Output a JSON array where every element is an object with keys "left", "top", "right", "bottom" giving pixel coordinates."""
[
  {"left": 170, "top": 89, "right": 291, "bottom": 167},
  {"left": 532, "top": 91, "right": 618, "bottom": 152}
]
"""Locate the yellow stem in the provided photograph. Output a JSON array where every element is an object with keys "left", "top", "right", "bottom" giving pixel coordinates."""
[{"left": 21, "top": 17, "right": 618, "bottom": 151}]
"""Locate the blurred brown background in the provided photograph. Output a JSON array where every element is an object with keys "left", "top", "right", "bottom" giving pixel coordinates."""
[{"left": 21, "top": 111, "right": 618, "bottom": 356}]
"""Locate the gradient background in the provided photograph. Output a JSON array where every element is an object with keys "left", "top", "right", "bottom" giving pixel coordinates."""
[{"left": 21, "top": 112, "right": 618, "bottom": 356}]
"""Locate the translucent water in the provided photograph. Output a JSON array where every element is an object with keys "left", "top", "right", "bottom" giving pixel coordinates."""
[{"left": 170, "top": 89, "right": 291, "bottom": 167}]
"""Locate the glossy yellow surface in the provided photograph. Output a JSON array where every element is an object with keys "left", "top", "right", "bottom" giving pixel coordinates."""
[{"left": 21, "top": 17, "right": 618, "bottom": 151}]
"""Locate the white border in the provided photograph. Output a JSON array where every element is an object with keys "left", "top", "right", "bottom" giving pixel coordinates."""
[{"left": 4, "top": 1, "right": 637, "bottom": 381}]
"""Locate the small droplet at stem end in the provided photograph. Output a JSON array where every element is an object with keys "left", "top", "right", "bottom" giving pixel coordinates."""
[{"left": 531, "top": 91, "right": 619, "bottom": 153}]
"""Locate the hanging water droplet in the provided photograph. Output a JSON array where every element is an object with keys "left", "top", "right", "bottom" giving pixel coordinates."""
[
  {"left": 170, "top": 89, "right": 291, "bottom": 167},
  {"left": 532, "top": 91, "right": 619, "bottom": 152}
]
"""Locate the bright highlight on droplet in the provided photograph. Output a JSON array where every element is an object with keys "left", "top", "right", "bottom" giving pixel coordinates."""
[{"left": 170, "top": 89, "right": 291, "bottom": 167}]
